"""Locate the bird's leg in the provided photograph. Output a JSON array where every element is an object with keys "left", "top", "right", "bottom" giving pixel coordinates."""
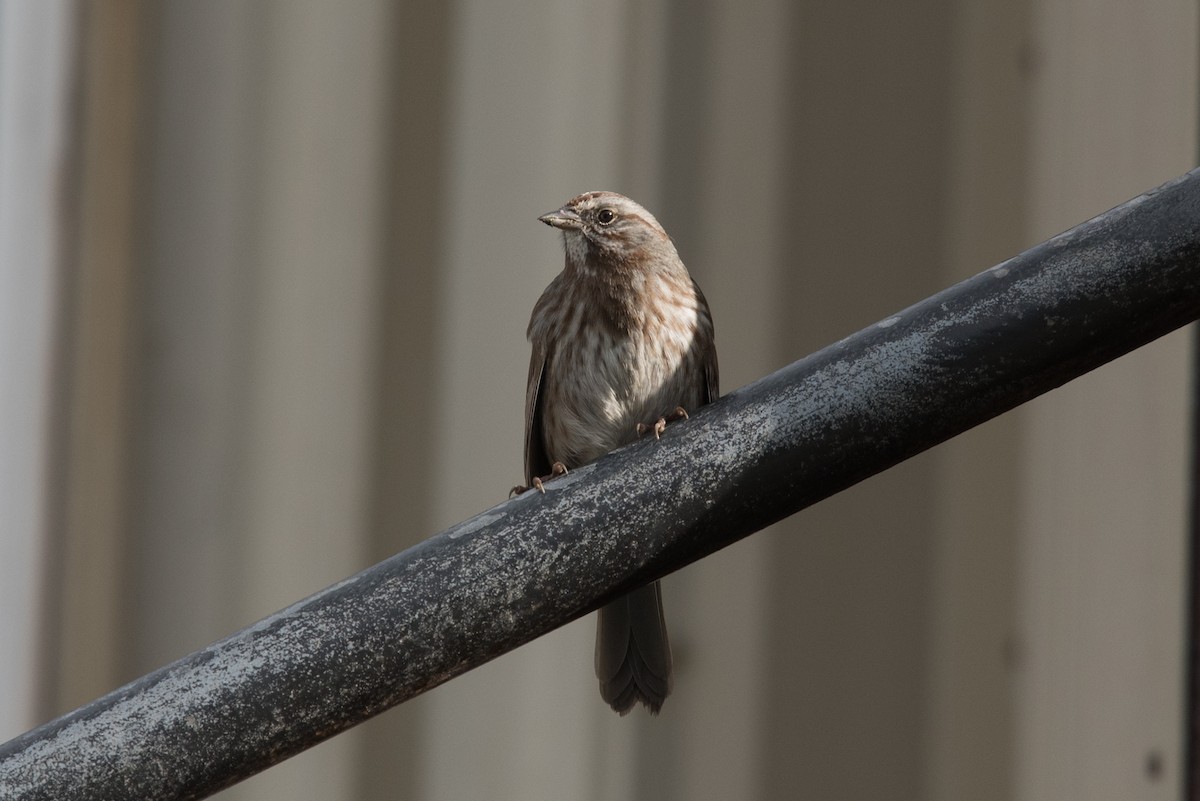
[
  {"left": 510, "top": 461, "right": 569, "bottom": 496},
  {"left": 636, "top": 406, "right": 689, "bottom": 440}
]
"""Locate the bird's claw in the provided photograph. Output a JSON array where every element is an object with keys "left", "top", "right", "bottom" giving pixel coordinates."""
[
  {"left": 511, "top": 462, "right": 569, "bottom": 496},
  {"left": 636, "top": 407, "right": 689, "bottom": 440},
  {"left": 636, "top": 419, "right": 666, "bottom": 439}
]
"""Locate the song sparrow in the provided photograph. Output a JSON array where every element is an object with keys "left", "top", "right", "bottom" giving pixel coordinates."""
[{"left": 518, "top": 191, "right": 718, "bottom": 715}]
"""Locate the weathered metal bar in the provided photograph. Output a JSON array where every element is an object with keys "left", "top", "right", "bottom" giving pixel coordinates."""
[{"left": 4, "top": 169, "right": 1200, "bottom": 801}]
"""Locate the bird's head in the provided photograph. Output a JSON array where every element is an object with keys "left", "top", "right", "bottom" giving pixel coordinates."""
[{"left": 539, "top": 191, "right": 676, "bottom": 271}]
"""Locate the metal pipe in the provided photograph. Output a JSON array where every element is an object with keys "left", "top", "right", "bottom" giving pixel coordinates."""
[{"left": 4, "top": 169, "right": 1200, "bottom": 800}]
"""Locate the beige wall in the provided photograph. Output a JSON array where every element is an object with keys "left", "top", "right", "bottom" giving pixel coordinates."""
[
  {"left": 0, "top": 0, "right": 77, "bottom": 740},
  {"left": 1014, "top": 1, "right": 1196, "bottom": 798},
  {"left": 7, "top": 1, "right": 1195, "bottom": 799}
]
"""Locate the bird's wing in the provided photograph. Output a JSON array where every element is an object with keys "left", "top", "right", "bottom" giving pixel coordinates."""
[
  {"left": 524, "top": 341, "right": 552, "bottom": 485},
  {"left": 703, "top": 342, "right": 719, "bottom": 406},
  {"left": 694, "top": 279, "right": 720, "bottom": 405}
]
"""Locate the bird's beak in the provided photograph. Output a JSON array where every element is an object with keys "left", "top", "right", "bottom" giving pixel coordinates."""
[{"left": 538, "top": 206, "right": 583, "bottom": 230}]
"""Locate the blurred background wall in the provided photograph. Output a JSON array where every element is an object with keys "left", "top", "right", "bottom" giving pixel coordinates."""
[{"left": 0, "top": 1, "right": 1195, "bottom": 799}]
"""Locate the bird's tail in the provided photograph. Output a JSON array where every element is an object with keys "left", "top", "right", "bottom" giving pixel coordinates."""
[{"left": 594, "top": 580, "right": 672, "bottom": 715}]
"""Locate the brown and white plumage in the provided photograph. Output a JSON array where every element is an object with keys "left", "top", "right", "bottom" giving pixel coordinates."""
[{"left": 522, "top": 191, "right": 718, "bottom": 714}]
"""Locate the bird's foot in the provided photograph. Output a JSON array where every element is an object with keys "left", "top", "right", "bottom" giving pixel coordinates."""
[
  {"left": 509, "top": 461, "right": 569, "bottom": 496},
  {"left": 636, "top": 406, "right": 689, "bottom": 440}
]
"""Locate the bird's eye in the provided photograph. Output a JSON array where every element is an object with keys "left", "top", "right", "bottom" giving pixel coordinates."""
[{"left": 596, "top": 208, "right": 616, "bottom": 225}]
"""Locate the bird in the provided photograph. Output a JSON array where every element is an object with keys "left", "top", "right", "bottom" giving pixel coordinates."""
[{"left": 517, "top": 190, "right": 718, "bottom": 715}]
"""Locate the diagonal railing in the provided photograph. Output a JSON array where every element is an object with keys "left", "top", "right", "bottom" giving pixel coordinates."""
[{"left": 3, "top": 169, "right": 1200, "bottom": 801}]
